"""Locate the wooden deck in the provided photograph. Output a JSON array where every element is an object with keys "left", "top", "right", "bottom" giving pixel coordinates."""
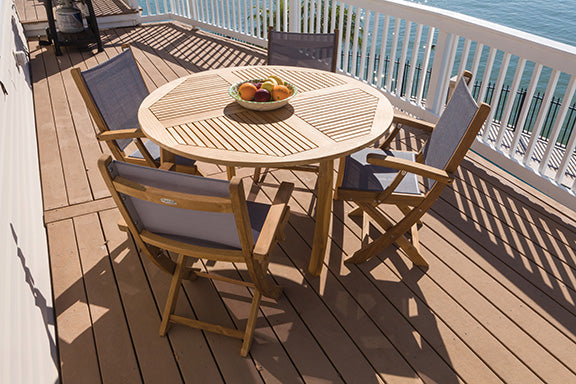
[{"left": 30, "top": 23, "right": 576, "bottom": 384}]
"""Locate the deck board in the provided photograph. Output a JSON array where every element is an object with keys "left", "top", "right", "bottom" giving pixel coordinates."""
[{"left": 30, "top": 23, "right": 576, "bottom": 384}]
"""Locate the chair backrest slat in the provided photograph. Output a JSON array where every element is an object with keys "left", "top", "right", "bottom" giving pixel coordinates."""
[
  {"left": 108, "top": 160, "right": 247, "bottom": 250},
  {"left": 80, "top": 49, "right": 148, "bottom": 150},
  {"left": 267, "top": 28, "right": 338, "bottom": 72}
]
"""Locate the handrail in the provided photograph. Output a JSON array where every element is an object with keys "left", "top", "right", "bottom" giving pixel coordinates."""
[{"left": 140, "top": 0, "right": 576, "bottom": 208}]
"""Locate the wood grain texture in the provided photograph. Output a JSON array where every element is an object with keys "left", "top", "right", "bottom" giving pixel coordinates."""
[{"left": 139, "top": 65, "right": 394, "bottom": 168}]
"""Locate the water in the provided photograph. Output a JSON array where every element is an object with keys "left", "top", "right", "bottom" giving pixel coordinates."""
[{"left": 406, "top": 0, "right": 576, "bottom": 47}]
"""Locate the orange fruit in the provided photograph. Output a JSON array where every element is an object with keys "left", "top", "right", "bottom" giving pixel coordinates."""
[
  {"left": 271, "top": 85, "right": 291, "bottom": 101},
  {"left": 238, "top": 82, "right": 258, "bottom": 101}
]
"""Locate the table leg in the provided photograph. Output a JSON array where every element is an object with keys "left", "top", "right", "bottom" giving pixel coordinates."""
[
  {"left": 160, "top": 148, "right": 175, "bottom": 164},
  {"left": 309, "top": 159, "right": 334, "bottom": 276}
]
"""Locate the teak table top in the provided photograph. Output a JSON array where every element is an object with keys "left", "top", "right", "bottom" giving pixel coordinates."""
[{"left": 138, "top": 65, "right": 394, "bottom": 168}]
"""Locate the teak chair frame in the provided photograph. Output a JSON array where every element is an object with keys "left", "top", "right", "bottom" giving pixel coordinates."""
[
  {"left": 98, "top": 155, "right": 294, "bottom": 356},
  {"left": 72, "top": 44, "right": 200, "bottom": 175},
  {"left": 335, "top": 72, "right": 490, "bottom": 267}
]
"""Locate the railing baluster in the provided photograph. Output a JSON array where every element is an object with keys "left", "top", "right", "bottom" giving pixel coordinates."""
[
  {"left": 342, "top": 3, "right": 353, "bottom": 73},
  {"left": 478, "top": 47, "right": 497, "bottom": 104},
  {"left": 523, "top": 69, "right": 560, "bottom": 165},
  {"left": 315, "top": 0, "right": 321, "bottom": 33},
  {"left": 482, "top": 52, "right": 511, "bottom": 141},
  {"left": 268, "top": 0, "right": 273, "bottom": 29},
  {"left": 276, "top": 0, "right": 281, "bottom": 31},
  {"left": 406, "top": 23, "right": 423, "bottom": 99},
  {"left": 323, "top": 0, "right": 329, "bottom": 33},
  {"left": 330, "top": 0, "right": 337, "bottom": 34},
  {"left": 254, "top": 0, "right": 268, "bottom": 37},
  {"left": 386, "top": 18, "right": 401, "bottom": 92},
  {"left": 376, "top": 15, "right": 390, "bottom": 89},
  {"left": 509, "top": 64, "right": 543, "bottom": 157},
  {"left": 496, "top": 58, "right": 527, "bottom": 148},
  {"left": 541, "top": 76, "right": 576, "bottom": 174},
  {"left": 242, "top": 0, "right": 248, "bottom": 33},
  {"left": 303, "top": 0, "right": 309, "bottom": 33},
  {"left": 556, "top": 119, "right": 576, "bottom": 184},
  {"left": 231, "top": 0, "right": 237, "bottom": 31},
  {"left": 416, "top": 26, "right": 435, "bottom": 105},
  {"left": 396, "top": 20, "right": 412, "bottom": 95},
  {"left": 367, "top": 12, "right": 380, "bottom": 85},
  {"left": 358, "top": 10, "right": 370, "bottom": 80},
  {"left": 351, "top": 7, "right": 362, "bottom": 77},
  {"left": 215, "top": 0, "right": 221, "bottom": 27},
  {"left": 469, "top": 43, "right": 484, "bottom": 87},
  {"left": 458, "top": 38, "right": 471, "bottom": 76},
  {"left": 427, "top": 31, "right": 454, "bottom": 113}
]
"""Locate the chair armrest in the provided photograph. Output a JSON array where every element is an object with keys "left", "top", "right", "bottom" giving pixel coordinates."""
[
  {"left": 366, "top": 153, "right": 453, "bottom": 184},
  {"left": 96, "top": 128, "right": 147, "bottom": 141},
  {"left": 392, "top": 114, "right": 435, "bottom": 133},
  {"left": 253, "top": 182, "right": 294, "bottom": 259}
]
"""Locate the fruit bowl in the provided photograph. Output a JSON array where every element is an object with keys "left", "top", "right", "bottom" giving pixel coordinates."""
[{"left": 229, "top": 79, "right": 298, "bottom": 111}]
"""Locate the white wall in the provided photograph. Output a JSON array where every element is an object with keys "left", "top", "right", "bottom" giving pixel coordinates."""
[{"left": 0, "top": 1, "right": 59, "bottom": 382}]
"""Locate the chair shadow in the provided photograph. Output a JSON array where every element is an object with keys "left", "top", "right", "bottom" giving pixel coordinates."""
[{"left": 389, "top": 125, "right": 576, "bottom": 338}]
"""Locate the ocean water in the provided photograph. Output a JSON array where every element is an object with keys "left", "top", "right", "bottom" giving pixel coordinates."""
[{"left": 406, "top": 0, "right": 576, "bottom": 47}]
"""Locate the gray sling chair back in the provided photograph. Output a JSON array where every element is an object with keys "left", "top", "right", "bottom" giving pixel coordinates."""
[
  {"left": 72, "top": 45, "right": 200, "bottom": 175},
  {"left": 380, "top": 71, "right": 474, "bottom": 150},
  {"left": 251, "top": 27, "right": 339, "bottom": 182},
  {"left": 334, "top": 72, "right": 491, "bottom": 267},
  {"left": 99, "top": 154, "right": 294, "bottom": 356}
]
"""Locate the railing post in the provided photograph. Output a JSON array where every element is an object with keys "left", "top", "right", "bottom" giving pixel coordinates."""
[
  {"left": 426, "top": 31, "right": 455, "bottom": 115},
  {"left": 288, "top": 0, "right": 299, "bottom": 32},
  {"left": 188, "top": 0, "right": 197, "bottom": 22}
]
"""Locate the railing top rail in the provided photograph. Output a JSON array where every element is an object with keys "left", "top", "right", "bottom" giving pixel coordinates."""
[{"left": 344, "top": 0, "right": 576, "bottom": 75}]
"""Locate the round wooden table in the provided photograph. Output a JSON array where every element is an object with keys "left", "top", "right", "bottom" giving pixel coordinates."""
[{"left": 139, "top": 65, "right": 394, "bottom": 276}]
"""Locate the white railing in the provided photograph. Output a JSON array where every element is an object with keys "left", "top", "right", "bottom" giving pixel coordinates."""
[{"left": 140, "top": 0, "right": 576, "bottom": 208}]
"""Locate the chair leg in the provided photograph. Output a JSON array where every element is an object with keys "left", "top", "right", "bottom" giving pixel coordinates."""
[
  {"left": 240, "top": 290, "right": 262, "bottom": 357},
  {"left": 348, "top": 202, "right": 428, "bottom": 267},
  {"left": 253, "top": 167, "right": 262, "bottom": 182},
  {"left": 379, "top": 125, "right": 401, "bottom": 149},
  {"left": 159, "top": 254, "right": 188, "bottom": 336},
  {"left": 361, "top": 210, "right": 371, "bottom": 247},
  {"left": 226, "top": 166, "right": 236, "bottom": 180}
]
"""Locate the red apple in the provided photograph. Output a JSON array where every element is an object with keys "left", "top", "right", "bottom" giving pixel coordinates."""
[{"left": 254, "top": 88, "right": 271, "bottom": 102}]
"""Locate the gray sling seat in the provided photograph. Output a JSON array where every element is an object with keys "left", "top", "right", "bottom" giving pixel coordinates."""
[{"left": 335, "top": 73, "right": 491, "bottom": 268}]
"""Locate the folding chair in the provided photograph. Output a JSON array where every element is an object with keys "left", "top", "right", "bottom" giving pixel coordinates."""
[
  {"left": 251, "top": 27, "right": 339, "bottom": 182},
  {"left": 334, "top": 74, "right": 491, "bottom": 267},
  {"left": 99, "top": 154, "right": 293, "bottom": 356},
  {"left": 72, "top": 45, "right": 200, "bottom": 175}
]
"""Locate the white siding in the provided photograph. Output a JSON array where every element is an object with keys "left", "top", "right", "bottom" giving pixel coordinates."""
[{"left": 0, "top": 1, "right": 59, "bottom": 382}]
